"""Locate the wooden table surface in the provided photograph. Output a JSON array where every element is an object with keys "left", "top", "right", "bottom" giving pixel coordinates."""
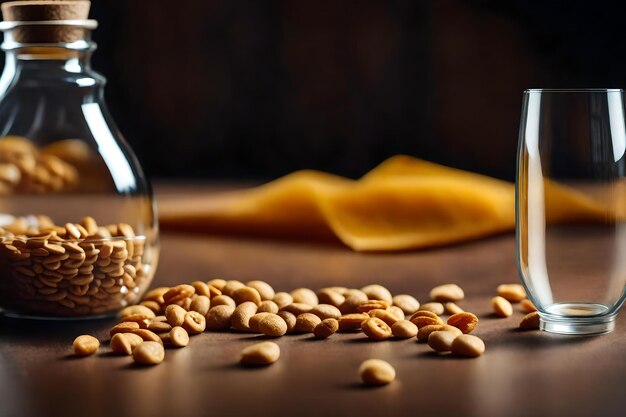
[{"left": 1, "top": 187, "right": 625, "bottom": 417}]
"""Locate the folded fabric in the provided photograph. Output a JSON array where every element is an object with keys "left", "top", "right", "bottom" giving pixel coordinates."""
[{"left": 158, "top": 156, "right": 606, "bottom": 251}]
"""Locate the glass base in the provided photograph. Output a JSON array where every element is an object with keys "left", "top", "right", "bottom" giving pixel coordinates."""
[{"left": 539, "top": 303, "right": 616, "bottom": 335}]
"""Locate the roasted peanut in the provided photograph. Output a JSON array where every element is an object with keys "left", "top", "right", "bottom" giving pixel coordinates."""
[
  {"left": 120, "top": 304, "right": 156, "bottom": 319},
  {"left": 420, "top": 302, "right": 445, "bottom": 315},
  {"left": 359, "top": 359, "right": 395, "bottom": 386},
  {"left": 313, "top": 318, "right": 339, "bottom": 339},
  {"left": 361, "top": 284, "right": 393, "bottom": 303},
  {"left": 290, "top": 288, "right": 318, "bottom": 306},
  {"left": 445, "top": 302, "right": 464, "bottom": 315},
  {"left": 232, "top": 286, "right": 262, "bottom": 306},
  {"left": 521, "top": 299, "right": 537, "bottom": 313},
  {"left": 183, "top": 311, "right": 206, "bottom": 334},
  {"left": 416, "top": 324, "right": 443, "bottom": 342},
  {"left": 497, "top": 283, "right": 527, "bottom": 303},
  {"left": 428, "top": 330, "right": 458, "bottom": 352},
  {"left": 249, "top": 312, "right": 273, "bottom": 333},
  {"left": 133, "top": 341, "right": 165, "bottom": 365},
  {"left": 221, "top": 280, "right": 245, "bottom": 297},
  {"left": 277, "top": 311, "right": 297, "bottom": 334},
  {"left": 207, "top": 278, "right": 227, "bottom": 291},
  {"left": 165, "top": 304, "right": 186, "bottom": 327},
  {"left": 205, "top": 305, "right": 236, "bottom": 330},
  {"left": 430, "top": 284, "right": 464, "bottom": 302},
  {"left": 338, "top": 313, "right": 369, "bottom": 331},
  {"left": 368, "top": 309, "right": 399, "bottom": 326},
  {"left": 246, "top": 280, "right": 275, "bottom": 301},
  {"left": 72, "top": 335, "right": 99, "bottom": 356},
  {"left": 257, "top": 300, "right": 279, "bottom": 314},
  {"left": 294, "top": 313, "right": 322, "bottom": 333},
  {"left": 259, "top": 314, "right": 288, "bottom": 337},
  {"left": 447, "top": 312, "right": 478, "bottom": 334},
  {"left": 110, "top": 332, "right": 143, "bottom": 355},
  {"left": 357, "top": 300, "right": 390, "bottom": 313},
  {"left": 189, "top": 295, "right": 211, "bottom": 316},
  {"left": 279, "top": 303, "right": 312, "bottom": 316},
  {"left": 132, "top": 329, "right": 163, "bottom": 345},
  {"left": 210, "top": 295, "right": 236, "bottom": 308},
  {"left": 361, "top": 317, "right": 392, "bottom": 340},
  {"left": 309, "top": 303, "right": 342, "bottom": 320},
  {"left": 231, "top": 301, "right": 258, "bottom": 332},
  {"left": 109, "top": 321, "right": 140, "bottom": 336},
  {"left": 391, "top": 320, "right": 418, "bottom": 338},
  {"left": 339, "top": 290, "right": 368, "bottom": 314},
  {"left": 451, "top": 334, "right": 485, "bottom": 357},
  {"left": 388, "top": 306, "right": 405, "bottom": 321},
  {"left": 169, "top": 326, "right": 189, "bottom": 347},
  {"left": 392, "top": 294, "right": 420, "bottom": 315},
  {"left": 240, "top": 341, "right": 280, "bottom": 366},
  {"left": 492, "top": 296, "right": 513, "bottom": 317},
  {"left": 410, "top": 310, "right": 444, "bottom": 328},
  {"left": 519, "top": 311, "right": 540, "bottom": 330},
  {"left": 271, "top": 293, "right": 292, "bottom": 309},
  {"left": 147, "top": 321, "right": 172, "bottom": 333},
  {"left": 317, "top": 288, "right": 345, "bottom": 307}
]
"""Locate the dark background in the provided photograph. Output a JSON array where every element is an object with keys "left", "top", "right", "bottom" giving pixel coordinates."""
[{"left": 17, "top": 0, "right": 626, "bottom": 181}]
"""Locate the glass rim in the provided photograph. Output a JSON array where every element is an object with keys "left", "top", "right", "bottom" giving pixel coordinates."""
[{"left": 524, "top": 88, "right": 623, "bottom": 93}]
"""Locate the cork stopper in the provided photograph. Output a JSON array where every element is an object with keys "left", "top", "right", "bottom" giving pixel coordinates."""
[{"left": 1, "top": 1, "right": 91, "bottom": 44}]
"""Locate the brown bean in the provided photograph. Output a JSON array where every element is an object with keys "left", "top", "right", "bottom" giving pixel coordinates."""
[
  {"left": 368, "top": 309, "right": 399, "bottom": 326},
  {"left": 206, "top": 305, "right": 236, "bottom": 330},
  {"left": 520, "top": 299, "right": 537, "bottom": 313},
  {"left": 210, "top": 295, "right": 236, "bottom": 308},
  {"left": 428, "top": 330, "right": 458, "bottom": 352},
  {"left": 309, "top": 303, "right": 341, "bottom": 320},
  {"left": 416, "top": 324, "right": 443, "bottom": 342},
  {"left": 72, "top": 335, "right": 99, "bottom": 356},
  {"left": 420, "top": 302, "right": 445, "bottom": 315},
  {"left": 246, "top": 280, "right": 275, "bottom": 301},
  {"left": 232, "top": 286, "right": 262, "bottom": 306},
  {"left": 429, "top": 284, "right": 465, "bottom": 302},
  {"left": 519, "top": 311, "right": 540, "bottom": 330},
  {"left": 240, "top": 341, "right": 280, "bottom": 366},
  {"left": 294, "top": 313, "right": 322, "bottom": 333},
  {"left": 273, "top": 292, "right": 294, "bottom": 308},
  {"left": 277, "top": 311, "right": 297, "bottom": 334},
  {"left": 360, "top": 284, "right": 392, "bottom": 303},
  {"left": 279, "top": 303, "right": 313, "bottom": 316},
  {"left": 497, "top": 283, "right": 527, "bottom": 303},
  {"left": 391, "top": 320, "right": 418, "bottom": 338},
  {"left": 290, "top": 288, "right": 318, "bottom": 306},
  {"left": 313, "top": 318, "right": 339, "bottom": 339},
  {"left": 221, "top": 280, "right": 245, "bottom": 297},
  {"left": 109, "top": 321, "right": 140, "bottom": 336},
  {"left": 132, "top": 329, "right": 163, "bottom": 345},
  {"left": 492, "top": 296, "right": 513, "bottom": 317},
  {"left": 259, "top": 314, "right": 288, "bottom": 337},
  {"left": 317, "top": 288, "right": 345, "bottom": 307},
  {"left": 257, "top": 300, "right": 279, "bottom": 314},
  {"left": 357, "top": 300, "right": 390, "bottom": 313},
  {"left": 231, "top": 302, "right": 259, "bottom": 332},
  {"left": 165, "top": 304, "right": 186, "bottom": 327},
  {"left": 451, "top": 334, "right": 485, "bottom": 357},
  {"left": 392, "top": 294, "right": 420, "bottom": 315},
  {"left": 169, "top": 326, "right": 189, "bottom": 347},
  {"left": 359, "top": 359, "right": 395, "bottom": 386},
  {"left": 447, "top": 312, "right": 479, "bottom": 334},
  {"left": 189, "top": 295, "right": 211, "bottom": 316},
  {"left": 338, "top": 313, "right": 369, "bottom": 331},
  {"left": 110, "top": 333, "right": 143, "bottom": 355},
  {"left": 361, "top": 317, "right": 392, "bottom": 340},
  {"left": 133, "top": 341, "right": 164, "bottom": 365},
  {"left": 445, "top": 302, "right": 464, "bottom": 315}
]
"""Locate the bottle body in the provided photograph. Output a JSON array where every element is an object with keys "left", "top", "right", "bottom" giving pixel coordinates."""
[{"left": 0, "top": 21, "right": 158, "bottom": 318}]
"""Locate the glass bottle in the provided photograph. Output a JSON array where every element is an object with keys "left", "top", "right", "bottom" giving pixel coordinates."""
[{"left": 0, "top": 17, "right": 159, "bottom": 317}]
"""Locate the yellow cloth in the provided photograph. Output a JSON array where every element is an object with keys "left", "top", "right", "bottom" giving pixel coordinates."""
[{"left": 158, "top": 156, "right": 606, "bottom": 251}]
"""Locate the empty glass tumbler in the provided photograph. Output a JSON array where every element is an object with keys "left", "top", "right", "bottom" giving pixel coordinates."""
[
  {"left": 517, "top": 88, "right": 626, "bottom": 334},
  {"left": 0, "top": 4, "right": 158, "bottom": 318}
]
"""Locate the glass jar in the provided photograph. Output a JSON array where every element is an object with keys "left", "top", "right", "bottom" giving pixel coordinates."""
[{"left": 0, "top": 18, "right": 159, "bottom": 318}]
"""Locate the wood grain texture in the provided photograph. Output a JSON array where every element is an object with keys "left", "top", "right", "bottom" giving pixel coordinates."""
[{"left": 1, "top": 186, "right": 624, "bottom": 417}]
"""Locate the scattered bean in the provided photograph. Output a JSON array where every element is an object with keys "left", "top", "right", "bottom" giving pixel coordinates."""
[
  {"left": 497, "top": 283, "right": 527, "bottom": 303},
  {"left": 295, "top": 313, "right": 322, "bottom": 333},
  {"left": 240, "top": 341, "right": 280, "bottom": 366},
  {"left": 451, "top": 334, "right": 485, "bottom": 357},
  {"left": 492, "top": 296, "right": 513, "bottom": 318},
  {"left": 361, "top": 317, "right": 392, "bottom": 340},
  {"left": 430, "top": 284, "right": 465, "bottom": 302},
  {"left": 392, "top": 294, "right": 420, "bottom": 315},
  {"left": 133, "top": 341, "right": 165, "bottom": 365},
  {"left": 313, "top": 318, "right": 339, "bottom": 339},
  {"left": 447, "top": 312, "right": 478, "bottom": 334},
  {"left": 169, "top": 326, "right": 189, "bottom": 347},
  {"left": 391, "top": 320, "right": 418, "bottom": 338},
  {"left": 519, "top": 311, "right": 540, "bottom": 330},
  {"left": 72, "top": 335, "right": 99, "bottom": 356},
  {"left": 206, "top": 305, "right": 236, "bottom": 330},
  {"left": 360, "top": 284, "right": 393, "bottom": 303},
  {"left": 259, "top": 314, "right": 288, "bottom": 337},
  {"left": 420, "top": 302, "right": 445, "bottom": 315},
  {"left": 359, "top": 359, "right": 395, "bottom": 386},
  {"left": 290, "top": 288, "right": 318, "bottom": 306},
  {"left": 428, "top": 330, "right": 458, "bottom": 352}
]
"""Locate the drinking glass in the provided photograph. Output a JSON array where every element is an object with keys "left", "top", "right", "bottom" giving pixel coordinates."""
[{"left": 516, "top": 88, "right": 626, "bottom": 335}]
